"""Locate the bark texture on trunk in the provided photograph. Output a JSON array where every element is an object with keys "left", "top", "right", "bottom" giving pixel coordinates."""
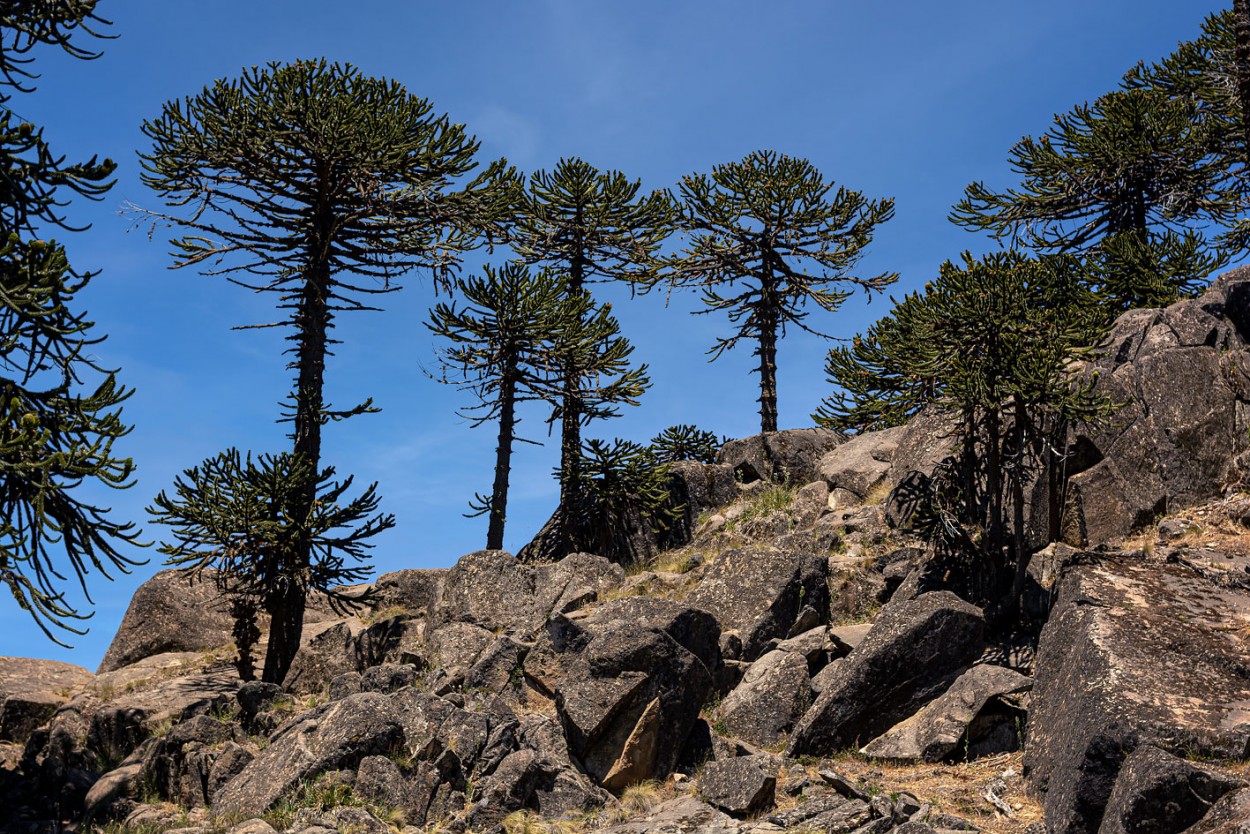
[
  {"left": 486, "top": 366, "right": 518, "bottom": 551},
  {"left": 1235, "top": 0, "right": 1250, "bottom": 167}
]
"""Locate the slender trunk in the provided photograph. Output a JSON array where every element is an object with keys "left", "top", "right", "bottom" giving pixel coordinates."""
[
  {"left": 263, "top": 187, "right": 333, "bottom": 684},
  {"left": 1008, "top": 398, "right": 1030, "bottom": 619},
  {"left": 1235, "top": 0, "right": 1250, "bottom": 168},
  {"left": 984, "top": 406, "right": 1004, "bottom": 570},
  {"left": 487, "top": 363, "right": 518, "bottom": 551},
  {"left": 556, "top": 243, "right": 588, "bottom": 557},
  {"left": 757, "top": 267, "right": 780, "bottom": 434}
]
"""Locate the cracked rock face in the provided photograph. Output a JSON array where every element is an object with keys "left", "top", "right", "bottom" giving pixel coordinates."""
[{"left": 1028, "top": 554, "right": 1250, "bottom": 834}]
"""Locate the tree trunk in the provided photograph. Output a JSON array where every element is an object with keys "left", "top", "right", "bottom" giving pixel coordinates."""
[
  {"left": 756, "top": 269, "right": 780, "bottom": 434},
  {"left": 1008, "top": 397, "right": 1031, "bottom": 619},
  {"left": 486, "top": 364, "right": 518, "bottom": 551},
  {"left": 261, "top": 580, "right": 306, "bottom": 684},
  {"left": 555, "top": 244, "right": 589, "bottom": 558},
  {"left": 1235, "top": 0, "right": 1250, "bottom": 168}
]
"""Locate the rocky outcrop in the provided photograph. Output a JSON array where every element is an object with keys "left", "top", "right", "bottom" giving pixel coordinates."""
[
  {"left": 717, "top": 648, "right": 812, "bottom": 747},
  {"left": 1065, "top": 274, "right": 1250, "bottom": 545},
  {"left": 0, "top": 657, "right": 92, "bottom": 743},
  {"left": 685, "top": 546, "right": 828, "bottom": 662},
  {"left": 861, "top": 663, "right": 1031, "bottom": 762},
  {"left": 818, "top": 425, "right": 905, "bottom": 500},
  {"left": 1185, "top": 788, "right": 1250, "bottom": 834},
  {"left": 697, "top": 754, "right": 777, "bottom": 817},
  {"left": 524, "top": 597, "right": 720, "bottom": 791},
  {"left": 787, "top": 591, "right": 985, "bottom": 757},
  {"left": 1028, "top": 554, "right": 1250, "bottom": 834},
  {"left": 717, "top": 428, "right": 846, "bottom": 486},
  {"left": 1098, "top": 745, "right": 1245, "bottom": 834}
]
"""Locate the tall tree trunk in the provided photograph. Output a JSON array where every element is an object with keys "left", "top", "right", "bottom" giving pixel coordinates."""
[
  {"left": 757, "top": 272, "right": 780, "bottom": 434},
  {"left": 1008, "top": 397, "right": 1031, "bottom": 620},
  {"left": 555, "top": 244, "right": 588, "bottom": 558},
  {"left": 487, "top": 364, "right": 518, "bottom": 551},
  {"left": 1235, "top": 0, "right": 1250, "bottom": 168},
  {"left": 263, "top": 197, "right": 333, "bottom": 684}
]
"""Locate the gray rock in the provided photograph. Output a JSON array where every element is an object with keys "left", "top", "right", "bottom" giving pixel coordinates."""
[
  {"left": 792, "top": 481, "right": 832, "bottom": 527},
  {"left": 371, "top": 568, "right": 445, "bottom": 617},
  {"left": 359, "top": 663, "right": 417, "bottom": 694},
  {"left": 226, "top": 821, "right": 277, "bottom": 834},
  {"left": 1028, "top": 555, "right": 1250, "bottom": 834},
  {"left": 0, "top": 656, "right": 92, "bottom": 743},
  {"left": 1183, "top": 787, "right": 1250, "bottom": 833},
  {"left": 661, "top": 461, "right": 740, "bottom": 547},
  {"left": 718, "top": 428, "right": 847, "bottom": 486},
  {"left": 819, "top": 768, "right": 869, "bottom": 802},
  {"left": 699, "top": 754, "right": 777, "bottom": 817},
  {"left": 718, "top": 649, "right": 811, "bottom": 748},
  {"left": 769, "top": 795, "right": 872, "bottom": 833},
  {"left": 818, "top": 426, "right": 905, "bottom": 499},
  {"left": 861, "top": 664, "right": 1032, "bottom": 762},
  {"left": 1099, "top": 745, "right": 1246, "bottom": 834},
  {"left": 787, "top": 591, "right": 985, "bottom": 757},
  {"left": 885, "top": 407, "right": 960, "bottom": 486},
  {"left": 141, "top": 714, "right": 239, "bottom": 807},
  {"left": 686, "top": 546, "right": 828, "bottom": 661},
  {"left": 598, "top": 795, "right": 741, "bottom": 834},
  {"left": 282, "top": 618, "right": 366, "bottom": 696}
]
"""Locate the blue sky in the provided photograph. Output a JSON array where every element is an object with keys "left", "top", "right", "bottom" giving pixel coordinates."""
[{"left": 5, "top": 0, "right": 1228, "bottom": 668}]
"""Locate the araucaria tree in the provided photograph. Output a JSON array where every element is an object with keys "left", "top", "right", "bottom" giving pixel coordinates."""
[
  {"left": 0, "top": 2, "right": 143, "bottom": 643},
  {"left": 140, "top": 59, "right": 510, "bottom": 683},
  {"left": 667, "top": 151, "right": 896, "bottom": 433},
  {"left": 427, "top": 264, "right": 572, "bottom": 550},
  {"left": 509, "top": 158, "right": 669, "bottom": 555}
]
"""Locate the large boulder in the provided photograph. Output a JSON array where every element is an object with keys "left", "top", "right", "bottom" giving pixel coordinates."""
[
  {"left": 717, "top": 648, "right": 812, "bottom": 748},
  {"left": 685, "top": 546, "right": 828, "bottom": 661},
  {"left": 698, "top": 754, "right": 777, "bottom": 817},
  {"left": 1099, "top": 745, "right": 1246, "bottom": 834},
  {"left": 717, "top": 428, "right": 846, "bottom": 486},
  {"left": 371, "top": 568, "right": 445, "bottom": 617},
  {"left": 1185, "top": 788, "right": 1250, "bottom": 834},
  {"left": 1064, "top": 275, "right": 1250, "bottom": 545},
  {"left": 0, "top": 657, "right": 93, "bottom": 743},
  {"left": 98, "top": 569, "right": 339, "bottom": 673},
  {"left": 596, "top": 796, "right": 741, "bottom": 834},
  {"left": 525, "top": 597, "right": 720, "bottom": 791},
  {"left": 885, "top": 406, "right": 960, "bottom": 486},
  {"left": 861, "top": 663, "right": 1031, "bottom": 762},
  {"left": 818, "top": 426, "right": 906, "bottom": 500},
  {"left": 658, "top": 461, "right": 739, "bottom": 547},
  {"left": 1028, "top": 554, "right": 1250, "bottom": 834},
  {"left": 786, "top": 591, "right": 985, "bottom": 757},
  {"left": 434, "top": 550, "right": 623, "bottom": 637}
]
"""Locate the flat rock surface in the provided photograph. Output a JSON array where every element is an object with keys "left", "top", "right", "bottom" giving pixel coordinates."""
[
  {"left": 0, "top": 657, "right": 93, "bottom": 742},
  {"left": 1028, "top": 554, "right": 1250, "bottom": 834}
]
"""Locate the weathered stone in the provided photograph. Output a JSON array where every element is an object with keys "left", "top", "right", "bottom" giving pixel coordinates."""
[
  {"left": 141, "top": 714, "right": 239, "bottom": 807},
  {"left": 861, "top": 664, "right": 1031, "bottom": 762},
  {"left": 886, "top": 407, "right": 960, "bottom": 486},
  {"left": 818, "top": 427, "right": 905, "bottom": 499},
  {"left": 0, "top": 657, "right": 92, "bottom": 743},
  {"left": 819, "top": 768, "right": 870, "bottom": 802},
  {"left": 1184, "top": 787, "right": 1250, "bottom": 834},
  {"left": 1028, "top": 555, "right": 1250, "bottom": 834},
  {"left": 207, "top": 742, "right": 255, "bottom": 802},
  {"left": 719, "top": 649, "right": 811, "bottom": 748},
  {"left": 686, "top": 546, "right": 828, "bottom": 661},
  {"left": 599, "top": 796, "right": 742, "bottom": 834},
  {"left": 371, "top": 568, "right": 445, "bottom": 617},
  {"left": 662, "top": 461, "right": 740, "bottom": 547},
  {"left": 699, "top": 754, "right": 777, "bottom": 817},
  {"left": 718, "top": 428, "right": 847, "bottom": 486},
  {"left": 360, "top": 663, "right": 417, "bottom": 694},
  {"left": 528, "top": 598, "right": 720, "bottom": 791},
  {"left": 1099, "top": 745, "right": 1246, "bottom": 834},
  {"left": 768, "top": 795, "right": 872, "bottom": 833},
  {"left": 787, "top": 591, "right": 985, "bottom": 757},
  {"left": 282, "top": 618, "right": 366, "bottom": 696},
  {"left": 226, "top": 821, "right": 277, "bottom": 834},
  {"left": 792, "top": 481, "right": 832, "bottom": 527}
]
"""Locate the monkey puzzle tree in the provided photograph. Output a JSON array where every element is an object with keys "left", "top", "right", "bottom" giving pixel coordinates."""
[
  {"left": 508, "top": 158, "right": 670, "bottom": 553},
  {"left": 666, "top": 150, "right": 896, "bottom": 434},
  {"left": 952, "top": 88, "right": 1234, "bottom": 312},
  {"left": 0, "top": 1, "right": 144, "bottom": 644},
  {"left": 139, "top": 59, "right": 512, "bottom": 683},
  {"left": 427, "top": 264, "right": 573, "bottom": 550}
]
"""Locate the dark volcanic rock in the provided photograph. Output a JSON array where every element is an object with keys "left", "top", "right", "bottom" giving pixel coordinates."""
[
  {"left": 1028, "top": 555, "right": 1250, "bottom": 834},
  {"left": 768, "top": 795, "right": 872, "bottom": 833},
  {"left": 717, "top": 428, "right": 846, "bottom": 486},
  {"left": 718, "top": 648, "right": 811, "bottom": 748},
  {"left": 1098, "top": 745, "right": 1246, "bottom": 834},
  {"left": 698, "top": 754, "right": 777, "bottom": 817},
  {"left": 525, "top": 597, "right": 720, "bottom": 791},
  {"left": 787, "top": 591, "right": 985, "bottom": 757},
  {"left": 1184, "top": 787, "right": 1250, "bottom": 834},
  {"left": 0, "top": 656, "right": 92, "bottom": 743},
  {"left": 861, "top": 663, "right": 1032, "bottom": 762},
  {"left": 660, "top": 461, "right": 739, "bottom": 547},
  {"left": 371, "top": 568, "right": 445, "bottom": 617},
  {"left": 685, "top": 546, "right": 828, "bottom": 661}
]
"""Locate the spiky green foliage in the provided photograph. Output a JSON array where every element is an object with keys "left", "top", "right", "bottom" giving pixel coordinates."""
[
  {"left": 886, "top": 252, "right": 1115, "bottom": 620},
  {"left": 148, "top": 449, "right": 392, "bottom": 681},
  {"left": 0, "top": 2, "right": 142, "bottom": 645},
  {"left": 571, "top": 437, "right": 682, "bottom": 565},
  {"left": 509, "top": 157, "right": 671, "bottom": 557},
  {"left": 952, "top": 88, "right": 1234, "bottom": 311},
  {"left": 666, "top": 150, "right": 896, "bottom": 433},
  {"left": 140, "top": 59, "right": 507, "bottom": 682},
  {"left": 648, "top": 424, "right": 723, "bottom": 464},
  {"left": 428, "top": 264, "right": 574, "bottom": 549}
]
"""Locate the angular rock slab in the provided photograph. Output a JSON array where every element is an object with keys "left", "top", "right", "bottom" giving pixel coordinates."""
[
  {"left": 686, "top": 546, "right": 828, "bottom": 661},
  {"left": 698, "top": 754, "right": 778, "bottom": 817},
  {"left": 526, "top": 597, "right": 720, "bottom": 791},
  {"left": 787, "top": 591, "right": 985, "bottom": 757},
  {"left": 597, "top": 796, "right": 742, "bottom": 834},
  {"left": 719, "top": 648, "right": 812, "bottom": 748},
  {"left": 861, "top": 663, "right": 1031, "bottom": 762},
  {"left": 1184, "top": 787, "right": 1250, "bottom": 834},
  {"left": 1028, "top": 556, "right": 1250, "bottom": 834},
  {"left": 0, "top": 656, "right": 92, "bottom": 742},
  {"left": 818, "top": 425, "right": 905, "bottom": 499},
  {"left": 1099, "top": 745, "right": 1245, "bottom": 834},
  {"left": 717, "top": 428, "right": 846, "bottom": 486}
]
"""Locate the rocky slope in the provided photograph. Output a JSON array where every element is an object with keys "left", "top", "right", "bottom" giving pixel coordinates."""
[{"left": 9, "top": 271, "right": 1250, "bottom": 834}]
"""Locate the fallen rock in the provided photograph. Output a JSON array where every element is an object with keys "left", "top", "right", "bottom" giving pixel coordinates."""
[
  {"left": 281, "top": 618, "right": 366, "bottom": 696},
  {"left": 768, "top": 795, "right": 872, "bottom": 832},
  {"left": 0, "top": 657, "right": 92, "bottom": 743},
  {"left": 1028, "top": 555, "right": 1250, "bottom": 834},
  {"left": 818, "top": 426, "right": 905, "bottom": 499},
  {"left": 861, "top": 664, "right": 1032, "bottom": 762},
  {"left": 718, "top": 649, "right": 812, "bottom": 748},
  {"left": 787, "top": 591, "right": 985, "bottom": 757},
  {"left": 698, "top": 754, "right": 777, "bottom": 817},
  {"left": 717, "top": 428, "right": 846, "bottom": 486},
  {"left": 1184, "top": 787, "right": 1250, "bottom": 834},
  {"left": 661, "top": 461, "right": 740, "bottom": 547},
  {"left": 371, "top": 568, "right": 445, "bottom": 617},
  {"left": 1099, "top": 745, "right": 1246, "bottom": 834},
  {"left": 686, "top": 546, "right": 828, "bottom": 661},
  {"left": 598, "top": 795, "right": 741, "bottom": 834}
]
